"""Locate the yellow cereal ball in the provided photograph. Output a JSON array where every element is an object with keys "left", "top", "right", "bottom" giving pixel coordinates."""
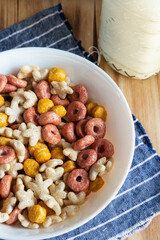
[
  {"left": 23, "top": 159, "right": 40, "bottom": 177},
  {"left": 38, "top": 201, "right": 53, "bottom": 216},
  {"left": 0, "top": 95, "right": 5, "bottom": 108},
  {"left": 28, "top": 142, "right": 48, "bottom": 156},
  {"left": 48, "top": 67, "right": 66, "bottom": 83},
  {"left": 0, "top": 137, "right": 11, "bottom": 146},
  {"left": 89, "top": 176, "right": 104, "bottom": 192},
  {"left": 62, "top": 160, "right": 76, "bottom": 174},
  {"left": 0, "top": 113, "right": 8, "bottom": 127},
  {"left": 37, "top": 99, "right": 54, "bottom": 114},
  {"left": 91, "top": 105, "right": 107, "bottom": 121},
  {"left": 86, "top": 102, "right": 98, "bottom": 116},
  {"left": 34, "top": 147, "right": 51, "bottom": 164},
  {"left": 51, "top": 105, "right": 67, "bottom": 118},
  {"left": 28, "top": 205, "right": 46, "bottom": 224},
  {"left": 51, "top": 147, "right": 65, "bottom": 161}
]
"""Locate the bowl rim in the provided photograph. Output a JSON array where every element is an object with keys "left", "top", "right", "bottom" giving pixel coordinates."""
[{"left": 0, "top": 47, "right": 135, "bottom": 240}]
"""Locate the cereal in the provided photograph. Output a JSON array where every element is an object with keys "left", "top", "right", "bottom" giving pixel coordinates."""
[
  {"left": 0, "top": 95, "right": 5, "bottom": 108},
  {"left": 61, "top": 205, "right": 79, "bottom": 221},
  {"left": 68, "top": 84, "right": 88, "bottom": 104},
  {"left": 39, "top": 159, "right": 63, "bottom": 172},
  {"left": 61, "top": 122, "right": 76, "bottom": 143},
  {"left": 17, "top": 65, "right": 40, "bottom": 79},
  {"left": 1, "top": 84, "right": 17, "bottom": 93},
  {"left": 39, "top": 193, "right": 61, "bottom": 216},
  {"left": 28, "top": 205, "right": 47, "bottom": 224},
  {"left": 51, "top": 105, "right": 67, "bottom": 118},
  {"left": 86, "top": 102, "right": 98, "bottom": 116},
  {"left": 23, "top": 90, "right": 38, "bottom": 109},
  {"left": 89, "top": 176, "right": 104, "bottom": 192},
  {"left": 6, "top": 206, "right": 22, "bottom": 225},
  {"left": 67, "top": 169, "right": 90, "bottom": 192},
  {"left": 51, "top": 147, "right": 65, "bottom": 161},
  {"left": 49, "top": 181, "right": 67, "bottom": 206},
  {"left": 7, "top": 159, "right": 23, "bottom": 178},
  {"left": 5, "top": 98, "right": 24, "bottom": 124},
  {"left": 63, "top": 145, "right": 79, "bottom": 161},
  {"left": 24, "top": 159, "right": 40, "bottom": 177},
  {"left": 15, "top": 178, "right": 25, "bottom": 192},
  {"left": 64, "top": 191, "right": 86, "bottom": 205},
  {"left": 28, "top": 142, "right": 48, "bottom": 156},
  {"left": 0, "top": 127, "right": 13, "bottom": 138},
  {"left": 0, "top": 212, "right": 9, "bottom": 223},
  {"left": 76, "top": 119, "right": 88, "bottom": 138},
  {"left": 16, "top": 189, "right": 37, "bottom": 210},
  {"left": 0, "top": 146, "right": 16, "bottom": 164},
  {"left": 38, "top": 201, "right": 53, "bottom": 216},
  {"left": 38, "top": 111, "right": 61, "bottom": 126},
  {"left": 37, "top": 99, "right": 54, "bottom": 114},
  {"left": 18, "top": 210, "right": 39, "bottom": 229},
  {"left": 22, "top": 123, "right": 42, "bottom": 146},
  {"left": 45, "top": 166, "right": 64, "bottom": 182},
  {"left": 62, "top": 160, "right": 76, "bottom": 174},
  {"left": 0, "top": 74, "right": 7, "bottom": 92},
  {"left": 35, "top": 81, "right": 51, "bottom": 99},
  {"left": 91, "top": 105, "right": 107, "bottom": 121},
  {"left": 85, "top": 118, "right": 106, "bottom": 139},
  {"left": 77, "top": 149, "right": 97, "bottom": 168},
  {"left": 48, "top": 67, "right": 66, "bottom": 83},
  {"left": 42, "top": 124, "right": 61, "bottom": 145},
  {"left": 32, "top": 69, "right": 49, "bottom": 82},
  {"left": 51, "top": 81, "right": 73, "bottom": 99},
  {"left": 0, "top": 113, "right": 8, "bottom": 127},
  {"left": 0, "top": 163, "right": 10, "bottom": 179},
  {"left": 12, "top": 122, "right": 28, "bottom": 145},
  {"left": 0, "top": 192, "right": 16, "bottom": 214},
  {"left": 0, "top": 101, "right": 10, "bottom": 113},
  {"left": 89, "top": 157, "right": 107, "bottom": 181},
  {"left": 10, "top": 123, "right": 20, "bottom": 130},
  {"left": 73, "top": 135, "right": 95, "bottom": 151},
  {"left": 9, "top": 139, "right": 26, "bottom": 162},
  {"left": 0, "top": 137, "right": 11, "bottom": 146},
  {"left": 34, "top": 147, "right": 51, "bottom": 164},
  {"left": 23, "top": 107, "right": 39, "bottom": 125},
  {"left": 0, "top": 175, "right": 12, "bottom": 199},
  {"left": 7, "top": 75, "right": 27, "bottom": 88},
  {"left": 91, "top": 138, "right": 114, "bottom": 159},
  {"left": 43, "top": 215, "right": 62, "bottom": 228},
  {"left": 51, "top": 94, "right": 70, "bottom": 107},
  {"left": 67, "top": 101, "right": 86, "bottom": 122}
]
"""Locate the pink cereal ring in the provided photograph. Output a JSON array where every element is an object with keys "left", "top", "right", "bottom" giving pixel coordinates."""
[
  {"left": 38, "top": 111, "right": 61, "bottom": 126},
  {"left": 85, "top": 118, "right": 106, "bottom": 139},
  {"left": 67, "top": 169, "right": 90, "bottom": 192},
  {"left": 35, "top": 80, "right": 51, "bottom": 99},
  {"left": 1, "top": 84, "right": 17, "bottom": 93},
  {"left": 77, "top": 149, "right": 97, "bottom": 168},
  {"left": 0, "top": 175, "right": 12, "bottom": 199},
  {"left": 68, "top": 84, "right": 88, "bottom": 104},
  {"left": 51, "top": 94, "right": 70, "bottom": 107},
  {"left": 76, "top": 119, "right": 88, "bottom": 138},
  {"left": 62, "top": 122, "right": 77, "bottom": 143},
  {"left": 7, "top": 75, "right": 27, "bottom": 88},
  {"left": 23, "top": 107, "right": 39, "bottom": 126},
  {"left": 0, "top": 74, "right": 7, "bottom": 92},
  {"left": 10, "top": 123, "right": 21, "bottom": 130},
  {"left": 0, "top": 146, "right": 16, "bottom": 164},
  {"left": 6, "top": 206, "right": 22, "bottom": 225},
  {"left": 42, "top": 124, "right": 61, "bottom": 144},
  {"left": 91, "top": 138, "right": 114, "bottom": 159},
  {"left": 73, "top": 135, "right": 95, "bottom": 151},
  {"left": 67, "top": 101, "right": 86, "bottom": 122}
]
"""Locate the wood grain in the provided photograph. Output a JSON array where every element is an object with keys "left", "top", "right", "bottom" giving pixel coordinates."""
[{"left": 0, "top": 0, "right": 160, "bottom": 239}]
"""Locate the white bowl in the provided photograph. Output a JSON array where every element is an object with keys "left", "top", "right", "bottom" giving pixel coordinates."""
[{"left": 0, "top": 47, "right": 135, "bottom": 240}]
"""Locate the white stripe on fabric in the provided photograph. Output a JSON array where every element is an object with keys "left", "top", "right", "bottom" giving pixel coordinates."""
[
  {"left": 139, "top": 134, "right": 148, "bottom": 139},
  {"left": 67, "top": 192, "right": 160, "bottom": 240},
  {"left": 130, "top": 153, "right": 157, "bottom": 172},
  {"left": 67, "top": 46, "right": 79, "bottom": 52},
  {"left": 134, "top": 142, "right": 143, "bottom": 149},
  {"left": 0, "top": 10, "right": 62, "bottom": 43},
  {"left": 47, "top": 33, "right": 72, "bottom": 47},
  {"left": 115, "top": 171, "right": 160, "bottom": 200},
  {"left": 15, "top": 22, "right": 64, "bottom": 48},
  {"left": 133, "top": 119, "right": 138, "bottom": 123}
]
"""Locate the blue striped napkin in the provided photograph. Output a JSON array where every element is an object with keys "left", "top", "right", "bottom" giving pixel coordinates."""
[{"left": 0, "top": 3, "right": 160, "bottom": 240}]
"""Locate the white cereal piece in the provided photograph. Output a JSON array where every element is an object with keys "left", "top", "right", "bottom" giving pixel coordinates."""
[
  {"left": 15, "top": 178, "right": 25, "bottom": 192},
  {"left": 45, "top": 167, "right": 64, "bottom": 182},
  {"left": 0, "top": 127, "right": 13, "bottom": 138},
  {"left": 57, "top": 122, "right": 66, "bottom": 130},
  {"left": 64, "top": 192, "right": 86, "bottom": 206},
  {"left": 43, "top": 215, "right": 62, "bottom": 228},
  {"left": 23, "top": 90, "right": 38, "bottom": 109},
  {"left": 39, "top": 193, "right": 61, "bottom": 216},
  {"left": 63, "top": 148, "right": 78, "bottom": 161},
  {"left": 49, "top": 182, "right": 67, "bottom": 207},
  {"left": 0, "top": 164, "right": 10, "bottom": 179},
  {"left": 0, "top": 192, "right": 16, "bottom": 214},
  {"left": 0, "top": 212, "right": 9, "bottom": 223},
  {"left": 22, "top": 123, "right": 42, "bottom": 146},
  {"left": 51, "top": 81, "right": 73, "bottom": 99},
  {"left": 7, "top": 159, "right": 23, "bottom": 178},
  {"left": 9, "top": 139, "right": 26, "bottom": 162},
  {"left": 32, "top": 69, "right": 49, "bottom": 82},
  {"left": 18, "top": 210, "right": 39, "bottom": 229},
  {"left": 89, "top": 157, "right": 107, "bottom": 181},
  {"left": 63, "top": 172, "right": 69, "bottom": 191},
  {"left": 106, "top": 158, "right": 113, "bottom": 172},
  {"left": 24, "top": 174, "right": 52, "bottom": 199},
  {"left": 16, "top": 189, "right": 37, "bottom": 210},
  {"left": 17, "top": 65, "right": 40, "bottom": 79},
  {"left": 12, "top": 122, "right": 28, "bottom": 145},
  {"left": 61, "top": 205, "right": 79, "bottom": 221},
  {"left": 39, "top": 159, "right": 64, "bottom": 172},
  {"left": 0, "top": 101, "right": 10, "bottom": 112},
  {"left": 5, "top": 100, "right": 24, "bottom": 124}
]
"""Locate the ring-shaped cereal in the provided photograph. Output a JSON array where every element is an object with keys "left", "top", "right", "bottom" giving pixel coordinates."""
[
  {"left": 68, "top": 84, "right": 88, "bottom": 104},
  {"left": 77, "top": 149, "right": 97, "bottom": 168},
  {"left": 67, "top": 169, "right": 90, "bottom": 192},
  {"left": 73, "top": 135, "right": 95, "bottom": 151},
  {"left": 51, "top": 94, "right": 70, "bottom": 107},
  {"left": 76, "top": 119, "right": 88, "bottom": 138},
  {"left": 7, "top": 75, "right": 27, "bottom": 88},
  {"left": 23, "top": 107, "right": 39, "bottom": 126},
  {"left": 38, "top": 111, "right": 61, "bottom": 126},
  {"left": 0, "top": 74, "right": 7, "bottom": 92},
  {"left": 35, "top": 80, "right": 51, "bottom": 99},
  {"left": 42, "top": 124, "right": 61, "bottom": 144},
  {"left": 6, "top": 206, "right": 22, "bottom": 225},
  {"left": 85, "top": 118, "right": 106, "bottom": 139},
  {"left": 62, "top": 122, "right": 77, "bottom": 143},
  {"left": 91, "top": 138, "right": 114, "bottom": 159},
  {"left": 67, "top": 101, "right": 86, "bottom": 122},
  {"left": 10, "top": 123, "right": 21, "bottom": 130},
  {"left": 0, "top": 146, "right": 16, "bottom": 164},
  {"left": 0, "top": 175, "right": 12, "bottom": 199},
  {"left": 1, "top": 84, "right": 17, "bottom": 93}
]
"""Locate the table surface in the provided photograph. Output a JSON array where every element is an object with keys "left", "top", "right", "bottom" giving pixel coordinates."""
[{"left": 0, "top": 0, "right": 160, "bottom": 239}]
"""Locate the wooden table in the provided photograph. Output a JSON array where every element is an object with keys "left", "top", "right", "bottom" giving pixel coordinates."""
[{"left": 0, "top": 0, "right": 160, "bottom": 239}]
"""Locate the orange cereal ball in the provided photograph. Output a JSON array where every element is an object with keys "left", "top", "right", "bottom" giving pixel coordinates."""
[
  {"left": 0, "top": 137, "right": 11, "bottom": 146},
  {"left": 23, "top": 158, "right": 40, "bottom": 177},
  {"left": 28, "top": 142, "right": 48, "bottom": 156},
  {"left": 51, "top": 105, "right": 67, "bottom": 118},
  {"left": 0, "top": 113, "right": 8, "bottom": 127},
  {"left": 89, "top": 176, "right": 104, "bottom": 192},
  {"left": 86, "top": 102, "right": 98, "bottom": 116},
  {"left": 48, "top": 67, "right": 66, "bottom": 83},
  {"left": 38, "top": 201, "right": 53, "bottom": 216},
  {"left": 37, "top": 99, "right": 54, "bottom": 114},
  {"left": 0, "top": 95, "right": 5, "bottom": 108},
  {"left": 28, "top": 205, "right": 46, "bottom": 224},
  {"left": 91, "top": 105, "right": 107, "bottom": 121},
  {"left": 51, "top": 146, "right": 65, "bottom": 161},
  {"left": 34, "top": 147, "right": 51, "bottom": 164},
  {"left": 62, "top": 160, "right": 76, "bottom": 174}
]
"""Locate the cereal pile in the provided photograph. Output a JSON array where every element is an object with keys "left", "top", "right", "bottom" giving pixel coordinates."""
[{"left": 0, "top": 66, "right": 114, "bottom": 228}]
